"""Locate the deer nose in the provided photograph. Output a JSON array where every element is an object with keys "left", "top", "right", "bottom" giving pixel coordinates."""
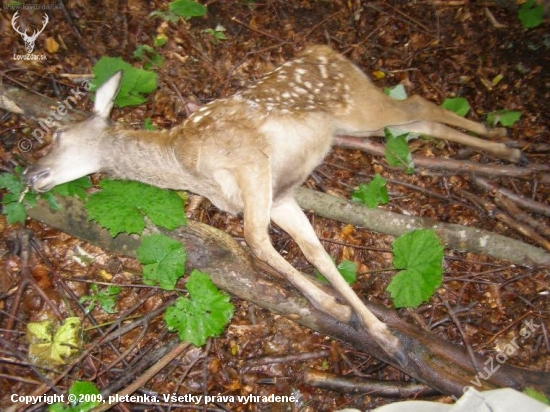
[{"left": 25, "top": 167, "right": 53, "bottom": 192}]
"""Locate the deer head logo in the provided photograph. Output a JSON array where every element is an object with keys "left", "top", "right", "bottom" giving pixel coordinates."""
[{"left": 11, "top": 11, "right": 49, "bottom": 54}]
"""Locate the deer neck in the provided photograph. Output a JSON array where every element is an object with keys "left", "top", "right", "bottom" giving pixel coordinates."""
[{"left": 102, "top": 126, "right": 192, "bottom": 190}]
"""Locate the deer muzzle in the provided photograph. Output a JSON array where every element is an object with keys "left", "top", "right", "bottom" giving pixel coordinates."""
[{"left": 25, "top": 166, "right": 55, "bottom": 192}]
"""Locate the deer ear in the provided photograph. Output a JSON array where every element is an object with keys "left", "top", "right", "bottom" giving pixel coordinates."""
[{"left": 94, "top": 71, "right": 123, "bottom": 119}]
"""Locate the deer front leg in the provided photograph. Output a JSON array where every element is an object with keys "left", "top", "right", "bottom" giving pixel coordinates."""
[
  {"left": 236, "top": 168, "right": 353, "bottom": 324},
  {"left": 270, "top": 197, "right": 408, "bottom": 367}
]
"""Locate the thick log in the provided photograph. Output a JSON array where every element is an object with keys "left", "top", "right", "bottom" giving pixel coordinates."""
[{"left": 26, "top": 198, "right": 550, "bottom": 398}]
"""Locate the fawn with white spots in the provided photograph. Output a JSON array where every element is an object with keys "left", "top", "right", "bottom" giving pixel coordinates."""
[{"left": 26, "top": 45, "right": 524, "bottom": 366}]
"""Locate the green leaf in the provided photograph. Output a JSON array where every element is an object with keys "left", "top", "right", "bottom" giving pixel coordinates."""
[
  {"left": 337, "top": 260, "right": 357, "bottom": 284},
  {"left": 79, "top": 284, "right": 122, "bottom": 314},
  {"left": 86, "top": 180, "right": 186, "bottom": 236},
  {"left": 385, "top": 128, "right": 414, "bottom": 173},
  {"left": 92, "top": 57, "right": 158, "bottom": 108},
  {"left": 0, "top": 172, "right": 24, "bottom": 194},
  {"left": 144, "top": 117, "right": 156, "bottom": 131},
  {"left": 164, "top": 270, "right": 234, "bottom": 346},
  {"left": 386, "top": 230, "right": 444, "bottom": 308},
  {"left": 352, "top": 174, "right": 389, "bottom": 208},
  {"left": 1, "top": 196, "right": 27, "bottom": 224},
  {"left": 48, "top": 381, "right": 101, "bottom": 411},
  {"left": 203, "top": 25, "right": 228, "bottom": 43},
  {"left": 134, "top": 45, "right": 164, "bottom": 69},
  {"left": 0, "top": 170, "right": 38, "bottom": 224},
  {"left": 169, "top": 0, "right": 207, "bottom": 18},
  {"left": 53, "top": 177, "right": 92, "bottom": 200},
  {"left": 137, "top": 234, "right": 187, "bottom": 290},
  {"left": 384, "top": 84, "right": 408, "bottom": 100},
  {"left": 68, "top": 381, "right": 101, "bottom": 410},
  {"left": 486, "top": 110, "right": 522, "bottom": 127},
  {"left": 523, "top": 388, "right": 549, "bottom": 405},
  {"left": 518, "top": 0, "right": 543, "bottom": 28},
  {"left": 154, "top": 34, "right": 168, "bottom": 47},
  {"left": 27, "top": 317, "right": 82, "bottom": 366},
  {"left": 41, "top": 191, "right": 63, "bottom": 211},
  {"left": 316, "top": 259, "right": 357, "bottom": 285},
  {"left": 441, "top": 97, "right": 470, "bottom": 117}
]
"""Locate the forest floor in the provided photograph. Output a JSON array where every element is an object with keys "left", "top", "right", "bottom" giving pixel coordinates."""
[{"left": 0, "top": 1, "right": 549, "bottom": 411}]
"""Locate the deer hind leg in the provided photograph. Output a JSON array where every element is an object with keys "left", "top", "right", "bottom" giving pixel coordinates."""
[
  {"left": 236, "top": 168, "right": 353, "bottom": 324},
  {"left": 393, "top": 96, "right": 525, "bottom": 164},
  {"left": 394, "top": 120, "right": 525, "bottom": 164},
  {"left": 270, "top": 197, "right": 408, "bottom": 367}
]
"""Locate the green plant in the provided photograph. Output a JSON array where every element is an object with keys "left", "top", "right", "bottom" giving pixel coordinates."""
[
  {"left": 385, "top": 128, "right": 414, "bottom": 174},
  {"left": 316, "top": 260, "right": 357, "bottom": 285},
  {"left": 79, "top": 284, "right": 122, "bottom": 314},
  {"left": 164, "top": 270, "right": 234, "bottom": 346},
  {"left": 486, "top": 110, "right": 522, "bottom": 127},
  {"left": 386, "top": 230, "right": 444, "bottom": 308},
  {"left": 518, "top": 0, "right": 543, "bottom": 28},
  {"left": 48, "top": 381, "right": 101, "bottom": 412},
  {"left": 151, "top": 0, "right": 207, "bottom": 22},
  {"left": 134, "top": 44, "right": 164, "bottom": 69},
  {"left": 137, "top": 234, "right": 187, "bottom": 290},
  {"left": 203, "top": 25, "right": 228, "bottom": 43},
  {"left": 91, "top": 57, "right": 157, "bottom": 107},
  {"left": 352, "top": 174, "right": 389, "bottom": 209},
  {"left": 441, "top": 97, "right": 470, "bottom": 117},
  {"left": 85, "top": 180, "right": 186, "bottom": 236},
  {"left": 0, "top": 168, "right": 90, "bottom": 224}
]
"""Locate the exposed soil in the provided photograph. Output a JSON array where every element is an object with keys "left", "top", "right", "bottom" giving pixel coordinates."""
[{"left": 0, "top": 1, "right": 549, "bottom": 411}]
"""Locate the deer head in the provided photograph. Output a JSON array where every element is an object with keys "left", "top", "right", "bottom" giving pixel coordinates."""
[{"left": 12, "top": 11, "right": 49, "bottom": 54}]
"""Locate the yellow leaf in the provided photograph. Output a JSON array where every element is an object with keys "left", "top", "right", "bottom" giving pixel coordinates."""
[
  {"left": 372, "top": 70, "right": 386, "bottom": 80},
  {"left": 45, "top": 37, "right": 59, "bottom": 54}
]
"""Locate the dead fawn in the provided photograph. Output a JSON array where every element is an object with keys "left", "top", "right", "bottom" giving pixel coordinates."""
[{"left": 26, "top": 45, "right": 524, "bottom": 367}]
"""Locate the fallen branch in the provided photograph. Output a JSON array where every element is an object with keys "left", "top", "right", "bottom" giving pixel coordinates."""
[
  {"left": 303, "top": 369, "right": 439, "bottom": 398},
  {"left": 333, "top": 136, "right": 550, "bottom": 184},
  {"left": 25, "top": 198, "right": 550, "bottom": 398},
  {"left": 295, "top": 188, "right": 550, "bottom": 267}
]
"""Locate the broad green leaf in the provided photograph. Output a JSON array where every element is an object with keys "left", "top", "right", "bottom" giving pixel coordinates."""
[
  {"left": 386, "top": 230, "right": 444, "bottom": 308},
  {"left": 164, "top": 270, "right": 234, "bottom": 346},
  {"left": 486, "top": 110, "right": 522, "bottom": 127},
  {"left": 92, "top": 57, "right": 158, "bottom": 108},
  {"left": 518, "top": 0, "right": 543, "bottom": 28},
  {"left": 352, "top": 174, "right": 389, "bottom": 208},
  {"left": 169, "top": 0, "right": 207, "bottom": 17},
  {"left": 385, "top": 128, "right": 414, "bottom": 173},
  {"left": 137, "top": 234, "right": 186, "bottom": 290},
  {"left": 27, "top": 317, "right": 82, "bottom": 366},
  {"left": 86, "top": 180, "right": 186, "bottom": 236},
  {"left": 441, "top": 97, "right": 470, "bottom": 117}
]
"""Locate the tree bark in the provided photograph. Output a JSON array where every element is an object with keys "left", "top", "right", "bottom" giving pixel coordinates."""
[{"left": 295, "top": 188, "right": 550, "bottom": 266}]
